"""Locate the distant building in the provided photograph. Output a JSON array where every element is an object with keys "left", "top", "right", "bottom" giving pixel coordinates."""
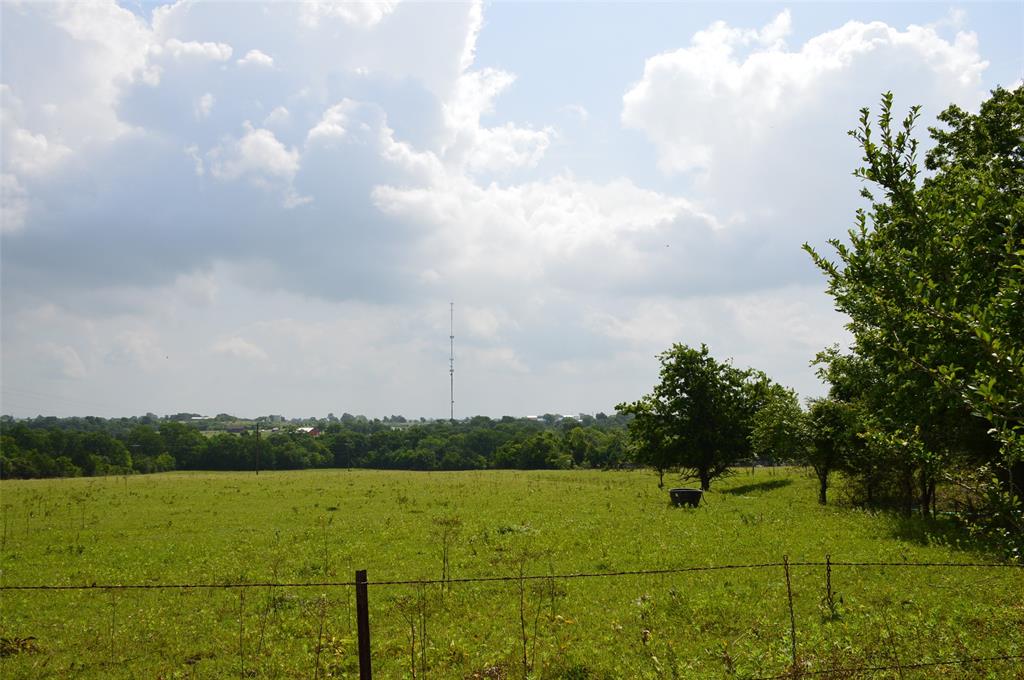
[
  {"left": 526, "top": 413, "right": 579, "bottom": 423},
  {"left": 296, "top": 426, "right": 321, "bottom": 437}
]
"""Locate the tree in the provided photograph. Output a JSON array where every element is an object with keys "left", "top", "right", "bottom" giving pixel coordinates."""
[
  {"left": 159, "top": 421, "right": 206, "bottom": 469},
  {"left": 805, "top": 88, "right": 1023, "bottom": 533},
  {"left": 82, "top": 432, "right": 132, "bottom": 469},
  {"left": 493, "top": 432, "right": 570, "bottom": 470},
  {"left": 126, "top": 425, "right": 166, "bottom": 472},
  {"left": 804, "top": 398, "right": 862, "bottom": 505},
  {"left": 618, "top": 343, "right": 768, "bottom": 491},
  {"left": 618, "top": 396, "right": 677, "bottom": 488},
  {"left": 750, "top": 385, "right": 808, "bottom": 466},
  {"left": 565, "top": 427, "right": 601, "bottom": 467}
]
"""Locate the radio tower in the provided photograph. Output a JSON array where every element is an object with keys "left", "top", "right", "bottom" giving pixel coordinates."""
[{"left": 449, "top": 302, "right": 455, "bottom": 422}]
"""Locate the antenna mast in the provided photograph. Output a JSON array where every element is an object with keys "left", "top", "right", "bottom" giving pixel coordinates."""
[{"left": 449, "top": 302, "right": 455, "bottom": 422}]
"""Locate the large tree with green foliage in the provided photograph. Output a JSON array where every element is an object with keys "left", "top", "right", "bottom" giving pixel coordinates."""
[
  {"left": 805, "top": 88, "right": 1022, "bottom": 535},
  {"left": 750, "top": 385, "right": 808, "bottom": 467},
  {"left": 805, "top": 397, "right": 863, "bottom": 506},
  {"left": 618, "top": 343, "right": 769, "bottom": 491}
]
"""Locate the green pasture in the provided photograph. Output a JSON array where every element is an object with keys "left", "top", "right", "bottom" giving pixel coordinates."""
[{"left": 1, "top": 469, "right": 1021, "bottom": 678}]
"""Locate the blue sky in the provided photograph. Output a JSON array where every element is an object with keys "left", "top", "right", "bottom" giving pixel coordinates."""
[{"left": 1, "top": 1, "right": 1021, "bottom": 419}]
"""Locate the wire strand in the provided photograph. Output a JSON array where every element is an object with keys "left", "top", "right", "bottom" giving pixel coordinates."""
[{"left": 3, "top": 559, "right": 1020, "bottom": 591}]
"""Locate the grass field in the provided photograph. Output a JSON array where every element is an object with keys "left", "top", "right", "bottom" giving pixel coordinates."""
[{"left": 1, "top": 468, "right": 1021, "bottom": 678}]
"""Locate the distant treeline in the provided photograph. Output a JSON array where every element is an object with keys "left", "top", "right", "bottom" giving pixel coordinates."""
[{"left": 0, "top": 413, "right": 632, "bottom": 479}]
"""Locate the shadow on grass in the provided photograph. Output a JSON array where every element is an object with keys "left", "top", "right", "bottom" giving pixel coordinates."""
[
  {"left": 722, "top": 479, "right": 793, "bottom": 495},
  {"left": 886, "top": 511, "right": 991, "bottom": 554}
]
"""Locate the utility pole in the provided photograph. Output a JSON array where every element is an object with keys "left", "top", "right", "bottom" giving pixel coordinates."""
[{"left": 449, "top": 302, "right": 455, "bottom": 423}]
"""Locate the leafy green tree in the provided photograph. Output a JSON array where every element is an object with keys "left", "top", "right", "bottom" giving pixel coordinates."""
[
  {"left": 53, "top": 455, "right": 82, "bottom": 477},
  {"left": 591, "top": 429, "right": 628, "bottom": 468},
  {"left": 202, "top": 434, "right": 251, "bottom": 470},
  {"left": 750, "top": 385, "right": 808, "bottom": 466},
  {"left": 327, "top": 429, "right": 367, "bottom": 468},
  {"left": 804, "top": 397, "right": 862, "bottom": 505},
  {"left": 0, "top": 435, "right": 26, "bottom": 478},
  {"left": 565, "top": 427, "right": 601, "bottom": 467},
  {"left": 159, "top": 421, "right": 206, "bottom": 469},
  {"left": 493, "top": 432, "right": 570, "bottom": 469},
  {"left": 126, "top": 425, "right": 167, "bottom": 472},
  {"left": 618, "top": 396, "right": 678, "bottom": 488},
  {"left": 78, "top": 432, "right": 132, "bottom": 472},
  {"left": 127, "top": 425, "right": 165, "bottom": 457},
  {"left": 152, "top": 453, "right": 176, "bottom": 472},
  {"left": 618, "top": 343, "right": 768, "bottom": 490}
]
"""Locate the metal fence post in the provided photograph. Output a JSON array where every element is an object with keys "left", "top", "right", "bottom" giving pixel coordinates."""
[
  {"left": 356, "top": 569, "right": 372, "bottom": 680},
  {"left": 783, "top": 555, "right": 798, "bottom": 677},
  {"left": 825, "top": 554, "right": 834, "bottom": 613}
]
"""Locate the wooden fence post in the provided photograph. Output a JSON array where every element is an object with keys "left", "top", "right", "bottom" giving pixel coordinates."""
[{"left": 356, "top": 569, "right": 372, "bottom": 680}]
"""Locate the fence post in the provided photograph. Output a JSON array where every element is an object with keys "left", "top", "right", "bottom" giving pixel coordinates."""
[
  {"left": 356, "top": 569, "right": 372, "bottom": 680},
  {"left": 825, "top": 554, "right": 833, "bottom": 613},
  {"left": 783, "top": 555, "right": 798, "bottom": 677},
  {"left": 238, "top": 590, "right": 245, "bottom": 678},
  {"left": 108, "top": 589, "right": 116, "bottom": 665}
]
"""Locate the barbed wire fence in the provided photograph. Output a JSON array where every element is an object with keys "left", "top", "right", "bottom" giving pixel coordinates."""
[{"left": 2, "top": 557, "right": 1023, "bottom": 678}]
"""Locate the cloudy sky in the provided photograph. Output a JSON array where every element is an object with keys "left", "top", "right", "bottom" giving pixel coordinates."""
[{"left": 1, "top": 1, "right": 1021, "bottom": 419}]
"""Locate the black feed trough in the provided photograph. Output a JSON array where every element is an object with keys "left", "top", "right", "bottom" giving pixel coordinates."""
[{"left": 669, "top": 488, "right": 703, "bottom": 507}]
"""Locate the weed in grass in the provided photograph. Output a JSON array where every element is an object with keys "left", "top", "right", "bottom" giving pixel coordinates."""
[
  {"left": 0, "top": 637, "right": 40, "bottom": 657},
  {"left": 392, "top": 586, "right": 432, "bottom": 679},
  {"left": 434, "top": 514, "right": 463, "bottom": 595}
]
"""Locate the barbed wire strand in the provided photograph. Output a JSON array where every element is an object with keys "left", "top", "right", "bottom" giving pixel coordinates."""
[{"left": 2, "top": 559, "right": 1021, "bottom": 591}]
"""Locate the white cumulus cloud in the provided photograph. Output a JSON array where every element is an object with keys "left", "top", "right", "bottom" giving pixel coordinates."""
[
  {"left": 211, "top": 336, "right": 269, "bottom": 361},
  {"left": 209, "top": 123, "right": 299, "bottom": 181},
  {"left": 1, "top": 174, "right": 29, "bottom": 234},
  {"left": 6, "top": 129, "right": 72, "bottom": 177},
  {"left": 108, "top": 330, "right": 167, "bottom": 372},
  {"left": 441, "top": 67, "right": 553, "bottom": 173},
  {"left": 237, "top": 48, "right": 274, "bottom": 67},
  {"left": 300, "top": 0, "right": 400, "bottom": 28},
  {"left": 163, "top": 38, "right": 233, "bottom": 61},
  {"left": 306, "top": 100, "right": 360, "bottom": 144},
  {"left": 208, "top": 123, "right": 309, "bottom": 207},
  {"left": 193, "top": 92, "right": 215, "bottom": 119},
  {"left": 622, "top": 11, "right": 988, "bottom": 174},
  {"left": 263, "top": 106, "right": 291, "bottom": 128},
  {"left": 39, "top": 342, "right": 88, "bottom": 379}
]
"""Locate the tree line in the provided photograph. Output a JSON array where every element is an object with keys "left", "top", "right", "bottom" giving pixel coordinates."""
[{"left": 0, "top": 414, "right": 632, "bottom": 478}]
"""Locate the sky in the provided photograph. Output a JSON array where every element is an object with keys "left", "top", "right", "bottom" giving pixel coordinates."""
[{"left": 1, "top": 1, "right": 1021, "bottom": 420}]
